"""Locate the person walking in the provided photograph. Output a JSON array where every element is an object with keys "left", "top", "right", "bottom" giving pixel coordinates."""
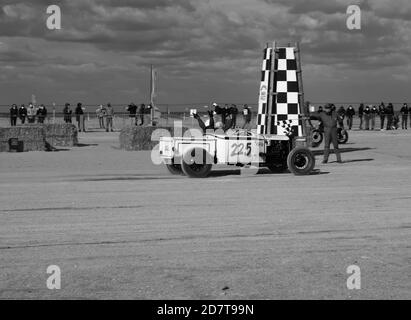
[
  {"left": 19, "top": 104, "right": 27, "bottom": 124},
  {"left": 27, "top": 103, "right": 36, "bottom": 123},
  {"left": 75, "top": 102, "right": 85, "bottom": 132},
  {"left": 386, "top": 103, "right": 394, "bottom": 130},
  {"left": 105, "top": 103, "right": 114, "bottom": 132},
  {"left": 63, "top": 103, "right": 73, "bottom": 124},
  {"left": 242, "top": 104, "right": 251, "bottom": 129},
  {"left": 310, "top": 104, "right": 343, "bottom": 164},
  {"left": 370, "top": 105, "right": 378, "bottom": 130},
  {"left": 358, "top": 103, "right": 364, "bottom": 130},
  {"left": 10, "top": 104, "right": 18, "bottom": 126},
  {"left": 346, "top": 105, "right": 355, "bottom": 130},
  {"left": 400, "top": 103, "right": 408, "bottom": 129},
  {"left": 378, "top": 102, "right": 386, "bottom": 130},
  {"left": 36, "top": 104, "right": 47, "bottom": 123}
]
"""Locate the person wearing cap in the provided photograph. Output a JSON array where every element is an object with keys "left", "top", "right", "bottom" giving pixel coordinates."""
[
  {"left": 370, "top": 105, "right": 378, "bottom": 130},
  {"left": 400, "top": 103, "right": 408, "bottom": 130},
  {"left": 27, "top": 103, "right": 36, "bottom": 123},
  {"left": 10, "top": 104, "right": 18, "bottom": 126},
  {"left": 309, "top": 103, "right": 343, "bottom": 164},
  {"left": 63, "top": 103, "right": 72, "bottom": 124}
]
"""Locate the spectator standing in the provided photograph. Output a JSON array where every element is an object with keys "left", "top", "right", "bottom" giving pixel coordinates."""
[
  {"left": 386, "top": 103, "right": 394, "bottom": 130},
  {"left": 36, "top": 104, "right": 47, "bottom": 124},
  {"left": 96, "top": 105, "right": 105, "bottom": 128},
  {"left": 10, "top": 104, "right": 18, "bottom": 126},
  {"left": 346, "top": 105, "right": 355, "bottom": 130},
  {"left": 242, "top": 104, "right": 252, "bottom": 129},
  {"left": 370, "top": 105, "right": 378, "bottom": 130},
  {"left": 222, "top": 104, "right": 230, "bottom": 125},
  {"left": 127, "top": 103, "right": 137, "bottom": 125},
  {"left": 363, "top": 105, "right": 371, "bottom": 130},
  {"left": 400, "top": 103, "right": 408, "bottom": 130},
  {"left": 378, "top": 102, "right": 386, "bottom": 130},
  {"left": 358, "top": 103, "right": 364, "bottom": 130},
  {"left": 230, "top": 104, "right": 238, "bottom": 128},
  {"left": 19, "top": 104, "right": 27, "bottom": 124},
  {"left": 409, "top": 103, "right": 411, "bottom": 128},
  {"left": 75, "top": 102, "right": 85, "bottom": 132},
  {"left": 27, "top": 103, "right": 36, "bottom": 123},
  {"left": 63, "top": 103, "right": 72, "bottom": 124},
  {"left": 136, "top": 103, "right": 145, "bottom": 126},
  {"left": 105, "top": 103, "right": 114, "bottom": 132}
]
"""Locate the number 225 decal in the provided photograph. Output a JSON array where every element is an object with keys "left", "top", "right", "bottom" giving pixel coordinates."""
[{"left": 231, "top": 142, "right": 252, "bottom": 157}]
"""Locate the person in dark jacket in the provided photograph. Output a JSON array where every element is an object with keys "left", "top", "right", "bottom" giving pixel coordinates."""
[
  {"left": 230, "top": 104, "right": 238, "bottom": 128},
  {"left": 358, "top": 103, "right": 364, "bottom": 130},
  {"left": 36, "top": 104, "right": 47, "bottom": 123},
  {"left": 310, "top": 103, "right": 343, "bottom": 164},
  {"left": 378, "top": 102, "right": 386, "bottom": 130},
  {"left": 19, "top": 104, "right": 27, "bottom": 124},
  {"left": 386, "top": 103, "right": 394, "bottom": 130},
  {"left": 337, "top": 106, "right": 346, "bottom": 120},
  {"left": 400, "top": 103, "right": 408, "bottom": 129},
  {"left": 75, "top": 102, "right": 85, "bottom": 131},
  {"left": 10, "top": 104, "right": 18, "bottom": 126},
  {"left": 127, "top": 103, "right": 137, "bottom": 125},
  {"left": 63, "top": 103, "right": 72, "bottom": 123},
  {"left": 346, "top": 105, "right": 355, "bottom": 130}
]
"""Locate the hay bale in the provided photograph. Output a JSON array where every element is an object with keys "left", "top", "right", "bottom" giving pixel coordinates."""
[
  {"left": 119, "top": 126, "right": 189, "bottom": 151},
  {"left": 0, "top": 126, "right": 46, "bottom": 152},
  {"left": 43, "top": 124, "right": 78, "bottom": 147}
]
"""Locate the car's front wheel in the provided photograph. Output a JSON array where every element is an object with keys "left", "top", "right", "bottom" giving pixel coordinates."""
[{"left": 287, "top": 147, "right": 315, "bottom": 175}]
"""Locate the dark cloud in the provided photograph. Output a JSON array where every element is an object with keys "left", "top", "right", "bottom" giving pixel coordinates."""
[{"left": 0, "top": 0, "right": 410, "bottom": 105}]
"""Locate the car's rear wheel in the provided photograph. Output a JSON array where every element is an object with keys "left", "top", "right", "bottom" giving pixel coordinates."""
[
  {"left": 181, "top": 148, "right": 213, "bottom": 178},
  {"left": 311, "top": 129, "right": 323, "bottom": 147},
  {"left": 287, "top": 147, "right": 315, "bottom": 175}
]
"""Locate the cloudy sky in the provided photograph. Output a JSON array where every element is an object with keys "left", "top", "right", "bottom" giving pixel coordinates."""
[{"left": 0, "top": 0, "right": 410, "bottom": 107}]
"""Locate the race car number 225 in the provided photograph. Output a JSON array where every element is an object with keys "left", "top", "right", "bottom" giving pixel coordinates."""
[{"left": 230, "top": 142, "right": 252, "bottom": 157}]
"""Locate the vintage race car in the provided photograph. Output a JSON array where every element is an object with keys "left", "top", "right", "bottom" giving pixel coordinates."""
[{"left": 159, "top": 129, "right": 315, "bottom": 178}]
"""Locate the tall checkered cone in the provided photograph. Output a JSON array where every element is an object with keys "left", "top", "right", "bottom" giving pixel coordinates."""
[{"left": 256, "top": 46, "right": 304, "bottom": 137}]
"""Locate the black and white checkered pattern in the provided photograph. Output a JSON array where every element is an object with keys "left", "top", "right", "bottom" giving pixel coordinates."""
[
  {"left": 256, "top": 46, "right": 303, "bottom": 137},
  {"left": 257, "top": 47, "right": 272, "bottom": 134}
]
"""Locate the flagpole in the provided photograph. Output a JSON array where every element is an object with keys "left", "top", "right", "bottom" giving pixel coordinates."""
[{"left": 150, "top": 64, "right": 153, "bottom": 125}]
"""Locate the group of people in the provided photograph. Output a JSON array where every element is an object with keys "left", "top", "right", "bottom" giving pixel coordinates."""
[
  {"left": 322, "top": 102, "right": 410, "bottom": 131},
  {"left": 9, "top": 103, "right": 48, "bottom": 126},
  {"left": 125, "top": 103, "right": 152, "bottom": 126},
  {"left": 193, "top": 103, "right": 252, "bottom": 133}
]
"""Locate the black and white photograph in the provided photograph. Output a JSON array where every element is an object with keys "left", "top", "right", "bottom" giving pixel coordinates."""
[{"left": 0, "top": 0, "right": 410, "bottom": 306}]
